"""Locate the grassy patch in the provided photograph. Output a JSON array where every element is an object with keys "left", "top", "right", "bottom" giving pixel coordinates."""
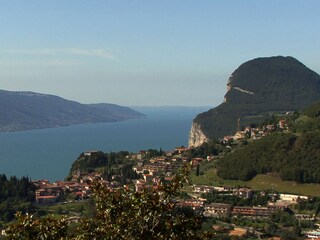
[
  {"left": 190, "top": 168, "right": 220, "bottom": 186},
  {"left": 191, "top": 168, "right": 320, "bottom": 196},
  {"left": 37, "top": 201, "right": 87, "bottom": 217},
  {"left": 247, "top": 175, "right": 320, "bottom": 196}
]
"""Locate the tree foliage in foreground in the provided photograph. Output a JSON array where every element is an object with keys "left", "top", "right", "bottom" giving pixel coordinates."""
[
  {"left": 0, "top": 175, "right": 35, "bottom": 222},
  {"left": 6, "top": 164, "right": 207, "bottom": 240},
  {"left": 5, "top": 212, "right": 68, "bottom": 239}
]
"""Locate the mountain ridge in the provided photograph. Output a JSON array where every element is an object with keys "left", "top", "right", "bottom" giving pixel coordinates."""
[{"left": 0, "top": 89, "right": 144, "bottom": 132}]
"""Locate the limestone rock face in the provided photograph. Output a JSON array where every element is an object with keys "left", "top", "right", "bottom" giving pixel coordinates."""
[{"left": 189, "top": 122, "right": 209, "bottom": 147}]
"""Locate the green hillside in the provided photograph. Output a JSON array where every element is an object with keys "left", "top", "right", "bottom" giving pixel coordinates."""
[
  {"left": 215, "top": 102, "right": 320, "bottom": 184},
  {"left": 191, "top": 170, "right": 320, "bottom": 197}
]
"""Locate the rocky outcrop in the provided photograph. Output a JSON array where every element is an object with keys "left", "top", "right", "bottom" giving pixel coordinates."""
[
  {"left": 189, "top": 56, "right": 320, "bottom": 146},
  {"left": 189, "top": 122, "right": 209, "bottom": 147}
]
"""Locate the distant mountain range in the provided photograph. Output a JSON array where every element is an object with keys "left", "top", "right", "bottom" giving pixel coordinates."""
[
  {"left": 189, "top": 56, "right": 320, "bottom": 146},
  {"left": 0, "top": 90, "right": 144, "bottom": 132}
]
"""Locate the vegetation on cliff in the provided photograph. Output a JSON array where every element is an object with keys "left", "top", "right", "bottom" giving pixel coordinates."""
[
  {"left": 216, "top": 102, "right": 320, "bottom": 183},
  {"left": 67, "top": 151, "right": 140, "bottom": 183},
  {"left": 192, "top": 56, "right": 320, "bottom": 141}
]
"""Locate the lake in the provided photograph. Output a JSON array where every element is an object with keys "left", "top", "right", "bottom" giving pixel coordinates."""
[{"left": 0, "top": 106, "right": 210, "bottom": 181}]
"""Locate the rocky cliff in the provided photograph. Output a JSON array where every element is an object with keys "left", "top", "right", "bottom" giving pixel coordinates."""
[
  {"left": 188, "top": 122, "right": 209, "bottom": 147},
  {"left": 189, "top": 56, "right": 320, "bottom": 147}
]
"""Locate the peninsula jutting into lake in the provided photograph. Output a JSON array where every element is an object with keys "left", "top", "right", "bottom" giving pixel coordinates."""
[{"left": 0, "top": 89, "right": 144, "bottom": 133}]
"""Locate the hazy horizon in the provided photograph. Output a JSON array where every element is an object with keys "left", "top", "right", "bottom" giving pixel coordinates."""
[{"left": 1, "top": 1, "right": 319, "bottom": 107}]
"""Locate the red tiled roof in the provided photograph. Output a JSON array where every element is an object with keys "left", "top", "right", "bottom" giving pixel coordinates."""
[{"left": 36, "top": 195, "right": 57, "bottom": 199}]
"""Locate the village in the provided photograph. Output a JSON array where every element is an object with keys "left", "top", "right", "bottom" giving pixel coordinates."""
[{"left": 31, "top": 116, "right": 320, "bottom": 239}]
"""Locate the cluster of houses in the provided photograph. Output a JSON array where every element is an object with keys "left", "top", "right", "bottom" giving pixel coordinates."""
[
  {"left": 32, "top": 146, "right": 207, "bottom": 204},
  {"left": 132, "top": 154, "right": 206, "bottom": 192},
  {"left": 223, "top": 119, "right": 288, "bottom": 143},
  {"left": 30, "top": 143, "right": 320, "bottom": 239},
  {"left": 33, "top": 171, "right": 120, "bottom": 204},
  {"left": 33, "top": 179, "right": 93, "bottom": 204},
  {"left": 204, "top": 203, "right": 282, "bottom": 218},
  {"left": 33, "top": 142, "right": 307, "bottom": 220},
  {"left": 176, "top": 184, "right": 310, "bottom": 220},
  {"left": 27, "top": 173, "right": 319, "bottom": 240}
]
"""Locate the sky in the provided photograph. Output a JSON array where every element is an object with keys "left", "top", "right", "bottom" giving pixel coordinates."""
[{"left": 0, "top": 0, "right": 319, "bottom": 106}]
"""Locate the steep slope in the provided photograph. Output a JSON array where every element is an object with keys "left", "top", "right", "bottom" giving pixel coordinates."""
[
  {"left": 216, "top": 102, "right": 320, "bottom": 183},
  {"left": 0, "top": 90, "right": 144, "bottom": 132},
  {"left": 189, "top": 56, "right": 320, "bottom": 146}
]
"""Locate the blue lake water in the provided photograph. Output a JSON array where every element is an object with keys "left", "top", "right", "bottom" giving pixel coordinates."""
[{"left": 0, "top": 106, "right": 210, "bottom": 181}]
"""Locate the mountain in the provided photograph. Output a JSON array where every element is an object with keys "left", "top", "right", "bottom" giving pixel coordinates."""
[
  {"left": 0, "top": 90, "right": 144, "bottom": 132},
  {"left": 189, "top": 56, "right": 320, "bottom": 147}
]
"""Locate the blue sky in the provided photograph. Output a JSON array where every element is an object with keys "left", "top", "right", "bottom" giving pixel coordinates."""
[{"left": 1, "top": 0, "right": 319, "bottom": 106}]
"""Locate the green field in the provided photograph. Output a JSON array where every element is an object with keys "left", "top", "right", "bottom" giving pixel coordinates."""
[
  {"left": 190, "top": 169, "right": 320, "bottom": 196},
  {"left": 37, "top": 201, "right": 90, "bottom": 218}
]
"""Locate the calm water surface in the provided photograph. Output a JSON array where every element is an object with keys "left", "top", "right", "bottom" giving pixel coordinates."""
[{"left": 0, "top": 107, "right": 210, "bottom": 181}]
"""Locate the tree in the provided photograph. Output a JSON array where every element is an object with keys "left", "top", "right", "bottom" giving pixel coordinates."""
[
  {"left": 5, "top": 212, "right": 68, "bottom": 239},
  {"left": 195, "top": 164, "right": 200, "bottom": 177},
  {"left": 6, "top": 164, "right": 207, "bottom": 239}
]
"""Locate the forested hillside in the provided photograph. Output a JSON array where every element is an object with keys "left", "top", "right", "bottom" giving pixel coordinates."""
[
  {"left": 0, "top": 90, "right": 143, "bottom": 132},
  {"left": 67, "top": 151, "right": 140, "bottom": 183},
  {"left": 216, "top": 102, "right": 320, "bottom": 183},
  {"left": 0, "top": 175, "right": 35, "bottom": 222}
]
